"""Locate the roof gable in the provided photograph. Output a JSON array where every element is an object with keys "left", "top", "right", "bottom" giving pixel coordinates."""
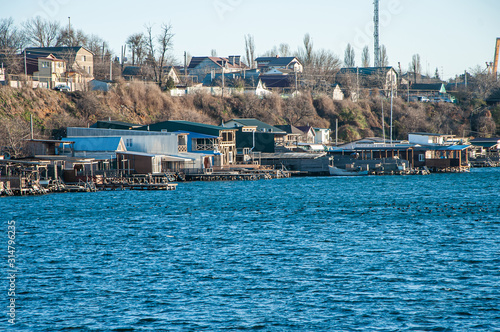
[
  {"left": 275, "top": 125, "right": 303, "bottom": 135},
  {"left": 226, "top": 119, "right": 286, "bottom": 133},
  {"left": 295, "top": 126, "right": 315, "bottom": 135}
]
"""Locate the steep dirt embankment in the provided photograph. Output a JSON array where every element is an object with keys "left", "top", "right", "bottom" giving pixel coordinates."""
[{"left": 0, "top": 82, "right": 495, "bottom": 153}]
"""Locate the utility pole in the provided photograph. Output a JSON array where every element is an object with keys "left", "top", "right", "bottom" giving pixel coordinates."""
[
  {"left": 381, "top": 97, "right": 385, "bottom": 143},
  {"left": 390, "top": 79, "right": 394, "bottom": 145},
  {"left": 356, "top": 67, "right": 360, "bottom": 101},
  {"left": 295, "top": 69, "right": 298, "bottom": 93},
  {"left": 24, "top": 49, "right": 27, "bottom": 77},
  {"left": 374, "top": 0, "right": 380, "bottom": 67},
  {"left": 184, "top": 51, "right": 187, "bottom": 80},
  {"left": 68, "top": 17, "right": 71, "bottom": 46},
  {"left": 221, "top": 60, "right": 225, "bottom": 98},
  {"left": 30, "top": 114, "right": 34, "bottom": 140},
  {"left": 335, "top": 118, "right": 338, "bottom": 146}
]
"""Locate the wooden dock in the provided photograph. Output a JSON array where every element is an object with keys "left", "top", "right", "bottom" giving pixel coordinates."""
[
  {"left": 94, "top": 174, "right": 177, "bottom": 191},
  {"left": 183, "top": 167, "right": 291, "bottom": 182}
]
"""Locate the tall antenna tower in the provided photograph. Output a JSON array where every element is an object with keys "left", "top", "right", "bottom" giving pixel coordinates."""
[{"left": 374, "top": 0, "right": 380, "bottom": 67}]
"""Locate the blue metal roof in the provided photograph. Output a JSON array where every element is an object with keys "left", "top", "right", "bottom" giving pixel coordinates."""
[
  {"left": 432, "top": 145, "right": 470, "bottom": 151},
  {"left": 62, "top": 137, "right": 124, "bottom": 151}
]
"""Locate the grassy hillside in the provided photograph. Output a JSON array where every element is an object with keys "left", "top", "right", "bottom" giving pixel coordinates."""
[{"left": 0, "top": 82, "right": 498, "bottom": 157}]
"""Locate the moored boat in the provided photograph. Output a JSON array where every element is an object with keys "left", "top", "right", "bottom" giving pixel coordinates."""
[{"left": 328, "top": 165, "right": 369, "bottom": 176}]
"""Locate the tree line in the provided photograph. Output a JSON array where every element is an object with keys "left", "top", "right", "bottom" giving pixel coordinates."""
[{"left": 1, "top": 16, "right": 499, "bottom": 99}]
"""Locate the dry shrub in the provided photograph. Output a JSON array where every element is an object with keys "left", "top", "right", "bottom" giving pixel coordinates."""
[{"left": 193, "top": 92, "right": 225, "bottom": 119}]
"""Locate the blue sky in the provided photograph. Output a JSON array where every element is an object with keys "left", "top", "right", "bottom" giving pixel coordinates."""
[{"left": 3, "top": 0, "right": 500, "bottom": 79}]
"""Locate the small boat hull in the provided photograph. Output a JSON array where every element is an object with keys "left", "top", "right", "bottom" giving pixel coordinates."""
[{"left": 329, "top": 166, "right": 368, "bottom": 176}]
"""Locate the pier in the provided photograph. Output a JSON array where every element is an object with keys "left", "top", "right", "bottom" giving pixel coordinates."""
[{"left": 94, "top": 174, "right": 177, "bottom": 191}]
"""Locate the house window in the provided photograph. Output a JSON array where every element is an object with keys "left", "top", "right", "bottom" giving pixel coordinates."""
[
  {"left": 243, "top": 148, "right": 250, "bottom": 155},
  {"left": 228, "top": 151, "right": 233, "bottom": 163},
  {"left": 418, "top": 154, "right": 425, "bottom": 162},
  {"left": 82, "top": 55, "right": 86, "bottom": 62},
  {"left": 222, "top": 132, "right": 233, "bottom": 142},
  {"left": 126, "top": 138, "right": 133, "bottom": 148}
]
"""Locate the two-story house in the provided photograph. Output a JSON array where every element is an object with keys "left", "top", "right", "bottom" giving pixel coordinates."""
[
  {"left": 25, "top": 46, "right": 94, "bottom": 90},
  {"left": 33, "top": 54, "right": 66, "bottom": 89}
]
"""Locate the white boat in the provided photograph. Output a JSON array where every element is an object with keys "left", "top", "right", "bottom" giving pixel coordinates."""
[{"left": 328, "top": 165, "right": 369, "bottom": 176}]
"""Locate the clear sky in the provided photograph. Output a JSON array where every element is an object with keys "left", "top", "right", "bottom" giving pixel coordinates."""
[{"left": 2, "top": 0, "right": 500, "bottom": 80}]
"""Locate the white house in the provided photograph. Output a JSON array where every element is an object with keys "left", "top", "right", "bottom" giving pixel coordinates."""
[
  {"left": 332, "top": 84, "right": 344, "bottom": 101},
  {"left": 314, "top": 128, "right": 331, "bottom": 144},
  {"left": 408, "top": 132, "right": 456, "bottom": 146}
]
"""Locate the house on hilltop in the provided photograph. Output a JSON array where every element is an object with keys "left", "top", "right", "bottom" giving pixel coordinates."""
[
  {"left": 337, "top": 66, "right": 398, "bottom": 98},
  {"left": 188, "top": 55, "right": 248, "bottom": 83},
  {"left": 202, "top": 71, "right": 271, "bottom": 96},
  {"left": 255, "top": 56, "right": 303, "bottom": 73},
  {"left": 32, "top": 54, "right": 66, "bottom": 89},
  {"left": 24, "top": 46, "right": 94, "bottom": 90}
]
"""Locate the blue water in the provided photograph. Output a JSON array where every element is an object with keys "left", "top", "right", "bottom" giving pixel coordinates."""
[{"left": 3, "top": 168, "right": 500, "bottom": 331}]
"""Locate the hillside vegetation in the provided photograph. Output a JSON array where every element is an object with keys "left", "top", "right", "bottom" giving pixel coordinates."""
[{"left": 0, "top": 82, "right": 498, "bottom": 157}]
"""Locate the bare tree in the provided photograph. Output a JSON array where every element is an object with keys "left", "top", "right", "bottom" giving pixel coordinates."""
[
  {"left": 410, "top": 53, "right": 421, "bottom": 83},
  {"left": 434, "top": 67, "right": 440, "bottom": 80},
  {"left": 279, "top": 43, "right": 290, "bottom": 57},
  {"left": 344, "top": 43, "right": 355, "bottom": 67},
  {"left": 468, "top": 65, "right": 500, "bottom": 99},
  {"left": 0, "top": 18, "right": 25, "bottom": 52},
  {"left": 283, "top": 93, "right": 315, "bottom": 126},
  {"left": 0, "top": 18, "right": 26, "bottom": 75},
  {"left": 126, "top": 33, "right": 146, "bottom": 65},
  {"left": 145, "top": 23, "right": 174, "bottom": 88},
  {"left": 86, "top": 34, "right": 111, "bottom": 80},
  {"left": 301, "top": 33, "right": 314, "bottom": 67},
  {"left": 210, "top": 49, "right": 217, "bottom": 57},
  {"left": 308, "top": 49, "right": 341, "bottom": 85},
  {"left": 361, "top": 46, "right": 370, "bottom": 67},
  {"left": 0, "top": 117, "right": 31, "bottom": 159},
  {"left": 22, "top": 17, "right": 59, "bottom": 47},
  {"left": 379, "top": 45, "right": 389, "bottom": 67},
  {"left": 56, "top": 27, "right": 88, "bottom": 47},
  {"left": 86, "top": 34, "right": 108, "bottom": 56},
  {"left": 262, "top": 45, "right": 279, "bottom": 57},
  {"left": 244, "top": 34, "right": 255, "bottom": 68}
]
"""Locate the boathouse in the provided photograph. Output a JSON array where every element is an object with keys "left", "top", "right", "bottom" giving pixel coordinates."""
[
  {"left": 222, "top": 118, "right": 287, "bottom": 155},
  {"left": 136, "top": 120, "right": 237, "bottom": 167},
  {"left": 413, "top": 145, "right": 470, "bottom": 172}
]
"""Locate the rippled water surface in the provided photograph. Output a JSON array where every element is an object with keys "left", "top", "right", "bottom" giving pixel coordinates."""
[{"left": 3, "top": 168, "right": 500, "bottom": 331}]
